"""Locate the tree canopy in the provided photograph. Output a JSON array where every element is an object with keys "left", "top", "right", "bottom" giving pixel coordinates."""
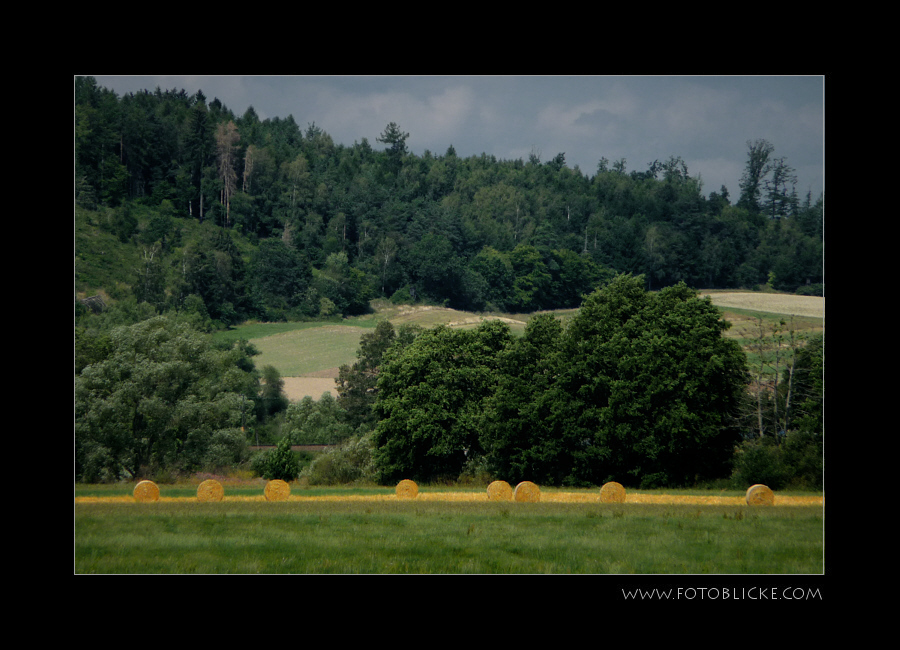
[
  {"left": 372, "top": 321, "right": 513, "bottom": 484},
  {"left": 371, "top": 276, "right": 749, "bottom": 488},
  {"left": 75, "top": 76, "right": 823, "bottom": 333},
  {"left": 75, "top": 315, "right": 259, "bottom": 481}
]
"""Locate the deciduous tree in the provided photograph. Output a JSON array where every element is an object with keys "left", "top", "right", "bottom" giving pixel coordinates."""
[
  {"left": 75, "top": 316, "right": 259, "bottom": 482},
  {"left": 738, "top": 138, "right": 774, "bottom": 214},
  {"left": 372, "top": 321, "right": 512, "bottom": 483},
  {"left": 216, "top": 121, "right": 240, "bottom": 226}
]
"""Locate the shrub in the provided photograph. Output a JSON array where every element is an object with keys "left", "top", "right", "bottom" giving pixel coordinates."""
[
  {"left": 202, "top": 428, "right": 250, "bottom": 470},
  {"left": 390, "top": 286, "right": 414, "bottom": 305},
  {"left": 781, "top": 429, "right": 823, "bottom": 489},
  {"left": 249, "top": 449, "right": 272, "bottom": 477},
  {"left": 258, "top": 436, "right": 300, "bottom": 482},
  {"left": 795, "top": 283, "right": 824, "bottom": 297},
  {"left": 302, "top": 435, "right": 376, "bottom": 485},
  {"left": 731, "top": 437, "right": 791, "bottom": 490}
]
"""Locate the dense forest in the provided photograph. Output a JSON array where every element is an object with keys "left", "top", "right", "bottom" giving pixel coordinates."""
[
  {"left": 74, "top": 76, "right": 824, "bottom": 490},
  {"left": 74, "top": 76, "right": 822, "bottom": 326}
]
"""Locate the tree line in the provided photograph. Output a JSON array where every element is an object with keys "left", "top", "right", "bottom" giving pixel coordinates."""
[
  {"left": 75, "top": 76, "right": 823, "bottom": 329},
  {"left": 74, "top": 277, "right": 823, "bottom": 489}
]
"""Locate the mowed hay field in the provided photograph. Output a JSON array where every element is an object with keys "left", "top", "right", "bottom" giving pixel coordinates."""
[
  {"left": 241, "top": 305, "right": 535, "bottom": 401},
  {"left": 74, "top": 490, "right": 824, "bottom": 574},
  {"left": 701, "top": 291, "right": 824, "bottom": 319},
  {"left": 702, "top": 291, "right": 824, "bottom": 343}
]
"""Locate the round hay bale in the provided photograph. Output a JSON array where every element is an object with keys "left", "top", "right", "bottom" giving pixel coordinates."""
[
  {"left": 264, "top": 479, "right": 291, "bottom": 501},
  {"left": 487, "top": 480, "right": 513, "bottom": 501},
  {"left": 599, "top": 481, "right": 626, "bottom": 503},
  {"left": 513, "top": 481, "right": 541, "bottom": 502},
  {"left": 746, "top": 484, "right": 775, "bottom": 506},
  {"left": 133, "top": 480, "right": 160, "bottom": 502},
  {"left": 396, "top": 479, "right": 419, "bottom": 499},
  {"left": 197, "top": 479, "right": 225, "bottom": 502}
]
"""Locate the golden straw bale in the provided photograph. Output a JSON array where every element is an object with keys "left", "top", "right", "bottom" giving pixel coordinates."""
[
  {"left": 197, "top": 479, "right": 225, "bottom": 502},
  {"left": 487, "top": 480, "right": 513, "bottom": 501},
  {"left": 513, "top": 481, "right": 541, "bottom": 502},
  {"left": 746, "top": 484, "right": 775, "bottom": 506},
  {"left": 133, "top": 480, "right": 160, "bottom": 502},
  {"left": 396, "top": 479, "right": 419, "bottom": 498},
  {"left": 264, "top": 479, "right": 291, "bottom": 501},
  {"left": 599, "top": 481, "right": 626, "bottom": 503}
]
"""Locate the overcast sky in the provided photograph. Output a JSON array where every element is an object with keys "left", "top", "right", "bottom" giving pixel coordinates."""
[{"left": 89, "top": 75, "right": 825, "bottom": 202}]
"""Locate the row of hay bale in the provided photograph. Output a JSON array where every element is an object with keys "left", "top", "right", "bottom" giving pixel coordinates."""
[
  {"left": 132, "top": 478, "right": 777, "bottom": 506},
  {"left": 398, "top": 480, "right": 775, "bottom": 505},
  {"left": 394, "top": 479, "right": 625, "bottom": 502},
  {"left": 132, "top": 478, "right": 293, "bottom": 502}
]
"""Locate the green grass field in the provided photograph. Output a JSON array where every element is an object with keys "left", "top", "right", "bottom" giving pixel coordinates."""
[
  {"left": 212, "top": 295, "right": 823, "bottom": 387},
  {"left": 247, "top": 325, "right": 372, "bottom": 376},
  {"left": 74, "top": 496, "right": 823, "bottom": 574}
]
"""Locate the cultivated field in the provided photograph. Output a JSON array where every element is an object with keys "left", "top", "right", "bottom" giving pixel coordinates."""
[
  {"left": 250, "top": 325, "right": 371, "bottom": 377},
  {"left": 282, "top": 376, "right": 339, "bottom": 401},
  {"left": 230, "top": 292, "right": 825, "bottom": 403},
  {"left": 702, "top": 291, "right": 824, "bottom": 319}
]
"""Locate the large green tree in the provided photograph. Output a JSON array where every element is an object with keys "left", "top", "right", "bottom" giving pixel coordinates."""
[
  {"left": 372, "top": 321, "right": 513, "bottom": 483},
  {"left": 483, "top": 275, "right": 748, "bottom": 488},
  {"left": 481, "top": 313, "right": 574, "bottom": 484},
  {"left": 75, "top": 316, "right": 259, "bottom": 482},
  {"left": 334, "top": 320, "right": 422, "bottom": 430},
  {"left": 561, "top": 275, "right": 748, "bottom": 487}
]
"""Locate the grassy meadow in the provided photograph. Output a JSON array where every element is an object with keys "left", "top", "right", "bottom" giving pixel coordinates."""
[{"left": 74, "top": 491, "right": 823, "bottom": 574}]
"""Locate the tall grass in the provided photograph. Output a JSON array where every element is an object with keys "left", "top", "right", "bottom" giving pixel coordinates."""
[{"left": 75, "top": 500, "right": 823, "bottom": 574}]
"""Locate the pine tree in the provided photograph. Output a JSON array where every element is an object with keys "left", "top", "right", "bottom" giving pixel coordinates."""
[{"left": 264, "top": 435, "right": 300, "bottom": 481}]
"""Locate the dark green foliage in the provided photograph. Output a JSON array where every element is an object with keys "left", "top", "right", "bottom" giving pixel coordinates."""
[
  {"left": 75, "top": 76, "right": 823, "bottom": 331},
  {"left": 312, "top": 252, "right": 372, "bottom": 317},
  {"left": 259, "top": 365, "right": 289, "bottom": 419},
  {"left": 176, "top": 225, "right": 249, "bottom": 325},
  {"left": 731, "top": 437, "right": 792, "bottom": 490},
  {"left": 731, "top": 429, "right": 824, "bottom": 491},
  {"left": 302, "top": 435, "right": 376, "bottom": 485},
  {"left": 74, "top": 316, "right": 258, "bottom": 482},
  {"left": 334, "top": 320, "right": 423, "bottom": 430},
  {"left": 75, "top": 327, "right": 113, "bottom": 375},
  {"left": 481, "top": 314, "right": 573, "bottom": 484},
  {"left": 259, "top": 435, "right": 301, "bottom": 481},
  {"left": 285, "top": 393, "right": 353, "bottom": 445},
  {"left": 556, "top": 276, "right": 748, "bottom": 487},
  {"left": 248, "top": 239, "right": 312, "bottom": 320},
  {"left": 373, "top": 321, "right": 513, "bottom": 484},
  {"left": 788, "top": 334, "right": 823, "bottom": 437},
  {"left": 779, "top": 429, "right": 823, "bottom": 489},
  {"left": 480, "top": 275, "right": 749, "bottom": 488},
  {"left": 371, "top": 277, "right": 748, "bottom": 488}
]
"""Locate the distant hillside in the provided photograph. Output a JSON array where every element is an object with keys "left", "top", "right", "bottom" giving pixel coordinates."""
[{"left": 75, "top": 75, "right": 823, "bottom": 332}]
